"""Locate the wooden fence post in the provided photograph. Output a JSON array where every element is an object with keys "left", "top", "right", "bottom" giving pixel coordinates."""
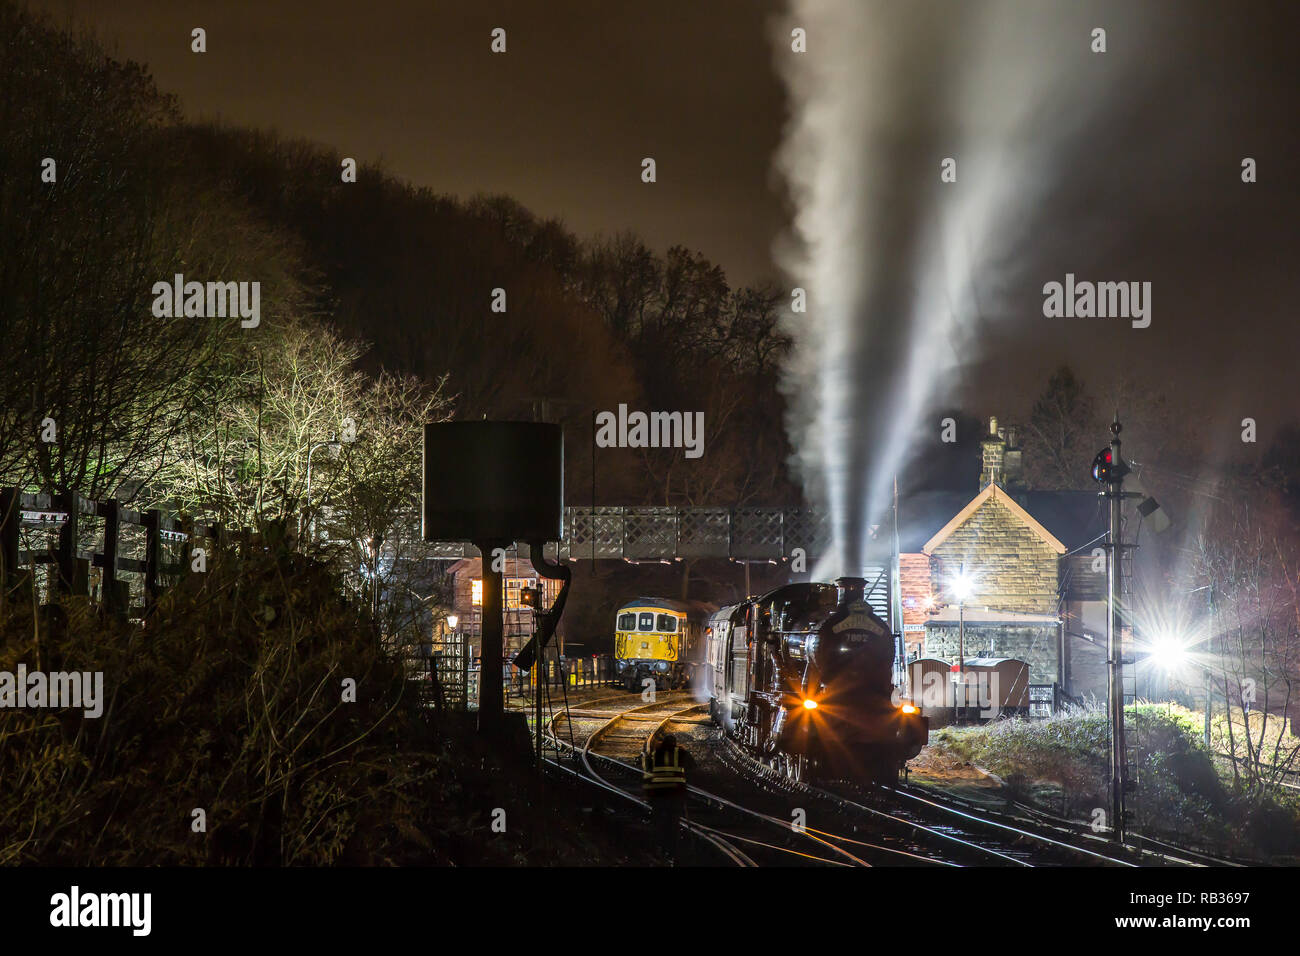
[
  {"left": 55, "top": 491, "right": 78, "bottom": 594},
  {"left": 0, "top": 487, "right": 18, "bottom": 596},
  {"left": 179, "top": 517, "right": 194, "bottom": 576},
  {"left": 100, "top": 499, "right": 120, "bottom": 615},
  {"left": 143, "top": 508, "right": 161, "bottom": 611}
]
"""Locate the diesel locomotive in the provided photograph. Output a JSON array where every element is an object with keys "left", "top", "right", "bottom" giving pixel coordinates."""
[
  {"left": 705, "top": 576, "right": 928, "bottom": 783},
  {"left": 613, "top": 598, "right": 708, "bottom": 691}
]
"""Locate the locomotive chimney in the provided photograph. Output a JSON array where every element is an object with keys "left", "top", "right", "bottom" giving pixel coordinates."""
[{"left": 834, "top": 576, "right": 866, "bottom": 606}]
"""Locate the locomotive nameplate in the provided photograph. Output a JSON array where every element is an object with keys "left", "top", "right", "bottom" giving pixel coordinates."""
[{"left": 831, "top": 601, "right": 887, "bottom": 636}]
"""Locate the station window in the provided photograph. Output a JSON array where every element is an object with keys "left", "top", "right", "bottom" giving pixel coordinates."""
[
  {"left": 656, "top": 614, "right": 678, "bottom": 633},
  {"left": 617, "top": 613, "right": 636, "bottom": 631},
  {"left": 638, "top": 612, "right": 655, "bottom": 631}
]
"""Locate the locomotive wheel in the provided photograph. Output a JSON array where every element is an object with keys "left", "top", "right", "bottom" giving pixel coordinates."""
[{"left": 782, "top": 753, "right": 807, "bottom": 784}]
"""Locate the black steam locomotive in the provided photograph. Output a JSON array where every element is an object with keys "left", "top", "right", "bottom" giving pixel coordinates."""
[{"left": 705, "top": 577, "right": 928, "bottom": 783}]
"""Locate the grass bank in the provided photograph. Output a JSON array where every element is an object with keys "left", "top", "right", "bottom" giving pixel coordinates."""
[{"left": 924, "top": 703, "right": 1300, "bottom": 862}]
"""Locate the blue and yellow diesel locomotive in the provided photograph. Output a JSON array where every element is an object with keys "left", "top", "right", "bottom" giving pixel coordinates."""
[{"left": 613, "top": 598, "right": 707, "bottom": 692}]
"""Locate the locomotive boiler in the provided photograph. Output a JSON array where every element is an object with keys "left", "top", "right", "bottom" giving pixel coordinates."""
[{"left": 705, "top": 576, "right": 928, "bottom": 783}]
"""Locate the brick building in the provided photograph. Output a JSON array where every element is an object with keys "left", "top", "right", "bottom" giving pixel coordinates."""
[
  {"left": 897, "top": 417, "right": 1109, "bottom": 698},
  {"left": 445, "top": 549, "right": 565, "bottom": 661}
]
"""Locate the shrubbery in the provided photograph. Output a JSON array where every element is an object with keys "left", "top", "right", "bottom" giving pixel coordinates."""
[
  {"left": 1, "top": 545, "right": 433, "bottom": 864},
  {"left": 0, "top": 546, "right": 642, "bottom": 866},
  {"left": 932, "top": 703, "right": 1300, "bottom": 860}
]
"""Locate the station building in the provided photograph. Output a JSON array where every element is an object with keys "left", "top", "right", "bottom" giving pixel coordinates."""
[
  {"left": 897, "top": 418, "right": 1109, "bottom": 701},
  {"left": 443, "top": 550, "right": 565, "bottom": 662}
]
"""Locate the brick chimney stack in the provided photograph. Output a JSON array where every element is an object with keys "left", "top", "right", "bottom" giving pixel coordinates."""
[{"left": 980, "top": 416, "right": 1025, "bottom": 490}]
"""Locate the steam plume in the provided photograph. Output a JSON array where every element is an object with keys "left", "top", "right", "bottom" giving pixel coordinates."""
[{"left": 772, "top": 0, "right": 1155, "bottom": 575}]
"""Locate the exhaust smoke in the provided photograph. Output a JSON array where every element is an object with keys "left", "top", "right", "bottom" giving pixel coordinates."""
[{"left": 772, "top": 1, "right": 1156, "bottom": 576}]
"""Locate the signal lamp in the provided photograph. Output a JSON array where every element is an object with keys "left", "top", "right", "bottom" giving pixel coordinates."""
[{"left": 1092, "top": 446, "right": 1129, "bottom": 484}]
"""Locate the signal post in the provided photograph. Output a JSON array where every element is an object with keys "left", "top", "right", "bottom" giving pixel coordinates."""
[{"left": 1092, "top": 415, "right": 1141, "bottom": 844}]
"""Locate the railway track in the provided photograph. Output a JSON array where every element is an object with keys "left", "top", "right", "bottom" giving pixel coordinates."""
[
  {"left": 547, "top": 692, "right": 934, "bottom": 866},
  {"left": 882, "top": 781, "right": 1258, "bottom": 867},
  {"left": 975, "top": 789, "right": 1248, "bottom": 867},
  {"left": 718, "top": 736, "right": 1163, "bottom": 866},
  {"left": 542, "top": 695, "right": 1254, "bottom": 867},
  {"left": 548, "top": 691, "right": 1233, "bottom": 867}
]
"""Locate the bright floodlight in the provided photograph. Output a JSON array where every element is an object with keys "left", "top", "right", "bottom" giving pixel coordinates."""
[
  {"left": 951, "top": 571, "right": 975, "bottom": 602},
  {"left": 1149, "top": 633, "right": 1187, "bottom": 671}
]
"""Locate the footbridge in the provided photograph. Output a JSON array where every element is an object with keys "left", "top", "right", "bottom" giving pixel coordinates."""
[{"left": 425, "top": 505, "right": 842, "bottom": 562}]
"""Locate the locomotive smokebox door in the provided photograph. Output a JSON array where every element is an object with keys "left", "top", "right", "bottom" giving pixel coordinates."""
[{"left": 421, "top": 421, "right": 563, "bottom": 542}]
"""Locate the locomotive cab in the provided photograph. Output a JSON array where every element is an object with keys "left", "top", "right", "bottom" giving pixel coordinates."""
[{"left": 613, "top": 598, "right": 709, "bottom": 692}]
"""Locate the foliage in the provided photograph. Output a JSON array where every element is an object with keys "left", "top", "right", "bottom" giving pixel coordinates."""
[
  {"left": 0, "top": 545, "right": 436, "bottom": 864},
  {"left": 1193, "top": 477, "right": 1300, "bottom": 800},
  {"left": 932, "top": 702, "right": 1300, "bottom": 859},
  {"left": 0, "top": 547, "right": 658, "bottom": 865},
  {"left": 1019, "top": 365, "right": 1097, "bottom": 491}
]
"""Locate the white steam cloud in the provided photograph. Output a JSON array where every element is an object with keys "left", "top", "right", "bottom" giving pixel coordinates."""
[{"left": 772, "top": 0, "right": 1154, "bottom": 576}]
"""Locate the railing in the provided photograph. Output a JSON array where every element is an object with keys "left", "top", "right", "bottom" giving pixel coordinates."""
[
  {"left": 0, "top": 487, "right": 235, "bottom": 616},
  {"left": 418, "top": 652, "right": 621, "bottom": 713}
]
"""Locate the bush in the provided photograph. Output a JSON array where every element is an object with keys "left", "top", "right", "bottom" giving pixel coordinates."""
[
  {"left": 929, "top": 702, "right": 1300, "bottom": 858},
  {"left": 0, "top": 546, "right": 441, "bottom": 864}
]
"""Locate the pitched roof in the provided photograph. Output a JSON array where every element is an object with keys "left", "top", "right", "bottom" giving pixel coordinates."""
[
  {"left": 896, "top": 487, "right": 1105, "bottom": 554},
  {"left": 921, "top": 483, "right": 1067, "bottom": 555}
]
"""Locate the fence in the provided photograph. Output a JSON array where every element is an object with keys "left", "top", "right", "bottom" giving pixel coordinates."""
[
  {"left": 500, "top": 653, "right": 620, "bottom": 699},
  {"left": 422, "top": 650, "right": 620, "bottom": 713},
  {"left": 0, "top": 487, "right": 236, "bottom": 617}
]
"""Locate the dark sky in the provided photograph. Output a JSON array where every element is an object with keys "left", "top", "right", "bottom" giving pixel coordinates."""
[
  {"left": 37, "top": 0, "right": 1300, "bottom": 448},
  {"left": 41, "top": 0, "right": 787, "bottom": 285}
]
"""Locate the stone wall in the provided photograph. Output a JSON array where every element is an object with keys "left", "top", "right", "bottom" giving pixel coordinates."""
[
  {"left": 1062, "top": 552, "right": 1108, "bottom": 601},
  {"left": 1066, "top": 637, "right": 1108, "bottom": 701},
  {"left": 1062, "top": 598, "right": 1109, "bottom": 699},
  {"left": 929, "top": 494, "right": 1060, "bottom": 615},
  {"left": 925, "top": 621, "right": 1061, "bottom": 686}
]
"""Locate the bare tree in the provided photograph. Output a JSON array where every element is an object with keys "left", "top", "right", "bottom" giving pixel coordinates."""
[
  {"left": 1195, "top": 482, "right": 1300, "bottom": 801},
  {"left": 1020, "top": 365, "right": 1098, "bottom": 490}
]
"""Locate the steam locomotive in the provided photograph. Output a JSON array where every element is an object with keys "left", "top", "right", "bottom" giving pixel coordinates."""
[{"left": 705, "top": 577, "right": 928, "bottom": 783}]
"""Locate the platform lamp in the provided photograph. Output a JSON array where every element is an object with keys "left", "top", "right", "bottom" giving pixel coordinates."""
[
  {"left": 303, "top": 434, "right": 342, "bottom": 542},
  {"left": 952, "top": 568, "right": 975, "bottom": 718}
]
